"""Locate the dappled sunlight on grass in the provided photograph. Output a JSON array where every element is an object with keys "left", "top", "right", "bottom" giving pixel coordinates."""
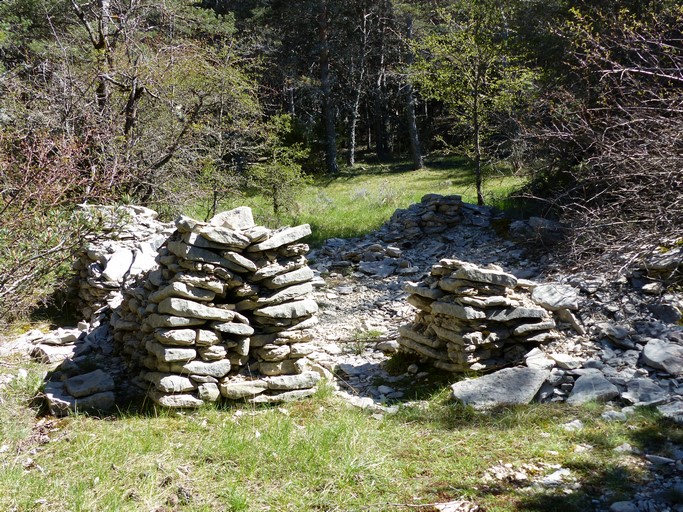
[{"left": 204, "top": 155, "right": 527, "bottom": 246}]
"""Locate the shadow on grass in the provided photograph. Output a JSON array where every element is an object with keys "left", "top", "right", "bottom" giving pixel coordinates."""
[{"left": 312, "top": 155, "right": 474, "bottom": 188}]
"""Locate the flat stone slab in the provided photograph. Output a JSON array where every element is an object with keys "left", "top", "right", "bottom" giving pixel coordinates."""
[
  {"left": 450, "top": 367, "right": 549, "bottom": 409},
  {"left": 154, "top": 328, "right": 197, "bottom": 346},
  {"left": 210, "top": 322, "right": 254, "bottom": 336},
  {"left": 247, "top": 224, "right": 311, "bottom": 252},
  {"left": 167, "top": 241, "right": 250, "bottom": 272},
  {"left": 158, "top": 298, "right": 234, "bottom": 322},
  {"left": 567, "top": 373, "right": 619, "bottom": 405},
  {"left": 253, "top": 299, "right": 318, "bottom": 319},
  {"left": 248, "top": 388, "right": 316, "bottom": 404},
  {"left": 431, "top": 302, "right": 485, "bottom": 320},
  {"left": 641, "top": 339, "right": 683, "bottom": 376},
  {"left": 208, "top": 207, "right": 255, "bottom": 231},
  {"left": 220, "top": 379, "right": 269, "bottom": 399},
  {"left": 252, "top": 255, "right": 307, "bottom": 281},
  {"left": 266, "top": 372, "right": 321, "bottom": 391},
  {"left": 146, "top": 340, "right": 196, "bottom": 363},
  {"left": 65, "top": 370, "right": 115, "bottom": 398},
  {"left": 149, "top": 390, "right": 204, "bottom": 408},
  {"left": 531, "top": 284, "right": 578, "bottom": 311},
  {"left": 197, "top": 226, "right": 250, "bottom": 248},
  {"left": 263, "top": 267, "right": 315, "bottom": 290},
  {"left": 451, "top": 262, "right": 517, "bottom": 288},
  {"left": 102, "top": 249, "right": 133, "bottom": 283},
  {"left": 657, "top": 401, "right": 683, "bottom": 424},
  {"left": 146, "top": 314, "right": 205, "bottom": 329},
  {"left": 44, "top": 382, "right": 115, "bottom": 417},
  {"left": 622, "top": 378, "right": 668, "bottom": 404},
  {"left": 172, "top": 359, "right": 231, "bottom": 378},
  {"left": 144, "top": 372, "right": 196, "bottom": 393},
  {"left": 149, "top": 282, "right": 215, "bottom": 304},
  {"left": 31, "top": 344, "right": 76, "bottom": 364}
]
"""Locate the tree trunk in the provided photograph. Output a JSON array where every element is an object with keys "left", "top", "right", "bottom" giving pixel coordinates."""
[
  {"left": 405, "top": 15, "right": 423, "bottom": 170},
  {"left": 473, "top": 64, "right": 484, "bottom": 206},
  {"left": 347, "top": 9, "right": 369, "bottom": 168},
  {"left": 318, "top": 0, "right": 338, "bottom": 174}
]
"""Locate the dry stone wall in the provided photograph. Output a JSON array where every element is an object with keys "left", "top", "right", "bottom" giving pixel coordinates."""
[
  {"left": 111, "top": 207, "right": 322, "bottom": 408},
  {"left": 71, "top": 205, "right": 174, "bottom": 320},
  {"left": 399, "top": 258, "right": 581, "bottom": 372}
]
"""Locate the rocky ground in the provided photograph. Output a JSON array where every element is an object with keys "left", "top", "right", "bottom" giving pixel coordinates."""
[{"left": 1, "top": 197, "right": 682, "bottom": 511}]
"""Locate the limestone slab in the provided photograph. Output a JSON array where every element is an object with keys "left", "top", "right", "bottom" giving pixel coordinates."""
[
  {"left": 567, "top": 374, "right": 619, "bottom": 405},
  {"left": 149, "top": 282, "right": 215, "bottom": 304},
  {"left": 173, "top": 359, "right": 231, "bottom": 378},
  {"left": 267, "top": 372, "right": 320, "bottom": 390},
  {"left": 263, "top": 267, "right": 314, "bottom": 290},
  {"left": 146, "top": 314, "right": 205, "bottom": 329},
  {"left": 208, "top": 207, "right": 255, "bottom": 231},
  {"left": 65, "top": 370, "right": 115, "bottom": 398},
  {"left": 102, "top": 249, "right": 134, "bottom": 283},
  {"left": 254, "top": 299, "right": 318, "bottom": 319},
  {"left": 154, "top": 328, "right": 197, "bottom": 346},
  {"left": 144, "top": 373, "right": 196, "bottom": 393},
  {"left": 531, "top": 284, "right": 578, "bottom": 311},
  {"left": 450, "top": 367, "right": 549, "bottom": 409},
  {"left": 149, "top": 390, "right": 204, "bottom": 408},
  {"left": 210, "top": 322, "right": 254, "bottom": 336},
  {"left": 220, "top": 379, "right": 269, "bottom": 399},
  {"left": 198, "top": 226, "right": 250, "bottom": 248},
  {"left": 641, "top": 339, "right": 683, "bottom": 376},
  {"left": 158, "top": 298, "right": 234, "bottom": 322},
  {"left": 247, "top": 224, "right": 311, "bottom": 252},
  {"left": 146, "top": 340, "right": 196, "bottom": 363}
]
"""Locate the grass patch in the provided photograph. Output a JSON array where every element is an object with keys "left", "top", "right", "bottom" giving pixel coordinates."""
[
  {"left": 0, "top": 362, "right": 677, "bottom": 511},
  {"left": 193, "top": 155, "right": 527, "bottom": 246}
]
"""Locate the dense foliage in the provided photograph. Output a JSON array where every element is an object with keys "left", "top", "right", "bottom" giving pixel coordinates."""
[{"left": 1, "top": 0, "right": 681, "bottom": 319}]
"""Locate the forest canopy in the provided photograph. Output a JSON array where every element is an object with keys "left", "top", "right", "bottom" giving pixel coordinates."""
[{"left": 1, "top": 0, "right": 681, "bottom": 319}]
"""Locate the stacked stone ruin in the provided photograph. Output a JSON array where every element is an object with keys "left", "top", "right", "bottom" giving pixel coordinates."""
[
  {"left": 71, "top": 205, "right": 174, "bottom": 320},
  {"left": 378, "top": 193, "right": 494, "bottom": 244},
  {"left": 398, "top": 258, "right": 579, "bottom": 372},
  {"left": 111, "top": 207, "right": 322, "bottom": 408}
]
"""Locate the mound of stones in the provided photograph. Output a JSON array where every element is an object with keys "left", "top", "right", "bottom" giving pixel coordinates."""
[
  {"left": 380, "top": 193, "right": 492, "bottom": 244},
  {"left": 71, "top": 205, "right": 174, "bottom": 320},
  {"left": 398, "top": 258, "right": 581, "bottom": 372},
  {"left": 111, "top": 207, "right": 323, "bottom": 408}
]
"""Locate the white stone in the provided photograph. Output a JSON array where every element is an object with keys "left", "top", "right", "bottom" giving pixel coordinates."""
[
  {"left": 567, "top": 374, "right": 619, "bottom": 405},
  {"left": 254, "top": 299, "right": 318, "bottom": 319},
  {"left": 220, "top": 379, "right": 269, "bottom": 399},
  {"left": 65, "top": 370, "right": 115, "bottom": 398},
  {"left": 531, "top": 284, "right": 578, "bottom": 311},
  {"left": 450, "top": 367, "right": 549, "bottom": 409},
  {"left": 158, "top": 298, "right": 234, "bottom": 322},
  {"left": 247, "top": 224, "right": 312, "bottom": 252},
  {"left": 641, "top": 339, "right": 683, "bottom": 376},
  {"left": 149, "top": 390, "right": 204, "bottom": 408},
  {"left": 145, "top": 339, "right": 196, "bottom": 363},
  {"left": 102, "top": 249, "right": 134, "bottom": 283},
  {"left": 210, "top": 322, "right": 254, "bottom": 336},
  {"left": 144, "top": 373, "right": 196, "bottom": 393},
  {"left": 209, "top": 207, "right": 255, "bottom": 230},
  {"left": 173, "top": 359, "right": 231, "bottom": 378},
  {"left": 154, "top": 328, "right": 196, "bottom": 346},
  {"left": 197, "top": 383, "right": 221, "bottom": 401},
  {"left": 149, "top": 282, "right": 215, "bottom": 304}
]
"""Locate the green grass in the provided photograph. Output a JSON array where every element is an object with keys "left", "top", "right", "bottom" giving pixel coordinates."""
[
  {"left": 1, "top": 362, "right": 678, "bottom": 511},
  {"left": 192, "top": 155, "right": 526, "bottom": 246}
]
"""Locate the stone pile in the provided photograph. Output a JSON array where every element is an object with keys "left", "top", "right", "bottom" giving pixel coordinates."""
[
  {"left": 71, "top": 205, "right": 174, "bottom": 320},
  {"left": 111, "top": 207, "right": 322, "bottom": 408},
  {"left": 398, "top": 258, "right": 580, "bottom": 372},
  {"left": 385, "top": 193, "right": 464, "bottom": 240}
]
